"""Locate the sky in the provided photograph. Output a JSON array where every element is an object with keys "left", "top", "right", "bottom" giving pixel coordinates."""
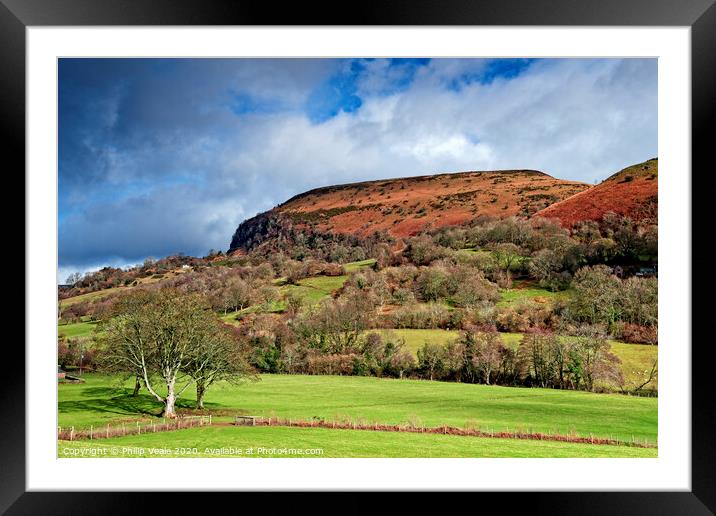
[{"left": 58, "top": 57, "right": 657, "bottom": 282}]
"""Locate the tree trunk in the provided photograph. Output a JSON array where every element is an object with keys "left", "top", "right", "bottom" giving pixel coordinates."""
[
  {"left": 163, "top": 379, "right": 177, "bottom": 418},
  {"left": 132, "top": 376, "right": 142, "bottom": 397},
  {"left": 196, "top": 383, "right": 205, "bottom": 410}
]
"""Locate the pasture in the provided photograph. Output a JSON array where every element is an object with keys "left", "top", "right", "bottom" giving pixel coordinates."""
[
  {"left": 59, "top": 373, "right": 657, "bottom": 444},
  {"left": 496, "top": 279, "right": 567, "bottom": 307},
  {"left": 58, "top": 425, "right": 656, "bottom": 458}
]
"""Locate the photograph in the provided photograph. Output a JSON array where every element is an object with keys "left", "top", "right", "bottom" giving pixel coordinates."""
[{"left": 55, "top": 57, "right": 659, "bottom": 459}]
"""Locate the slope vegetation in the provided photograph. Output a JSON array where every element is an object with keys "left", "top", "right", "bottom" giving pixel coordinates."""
[
  {"left": 535, "top": 158, "right": 657, "bottom": 227},
  {"left": 230, "top": 169, "right": 589, "bottom": 251}
]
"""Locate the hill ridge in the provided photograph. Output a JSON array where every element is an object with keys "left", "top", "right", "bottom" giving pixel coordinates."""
[
  {"left": 535, "top": 158, "right": 657, "bottom": 227},
  {"left": 230, "top": 167, "right": 590, "bottom": 252}
]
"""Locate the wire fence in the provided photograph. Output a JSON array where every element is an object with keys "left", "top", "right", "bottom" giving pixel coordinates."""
[
  {"left": 58, "top": 413, "right": 654, "bottom": 449},
  {"left": 235, "top": 415, "right": 656, "bottom": 449},
  {"left": 58, "top": 415, "right": 212, "bottom": 441}
]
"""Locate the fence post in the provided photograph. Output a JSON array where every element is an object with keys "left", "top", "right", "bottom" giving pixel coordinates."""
[
  {"left": 106, "top": 424, "right": 109, "bottom": 438},
  {"left": 90, "top": 425, "right": 93, "bottom": 440},
  {"left": 137, "top": 421, "right": 141, "bottom": 435},
  {"left": 70, "top": 427, "right": 74, "bottom": 441}
]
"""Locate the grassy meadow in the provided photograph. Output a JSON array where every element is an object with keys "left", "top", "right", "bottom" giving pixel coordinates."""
[
  {"left": 58, "top": 425, "right": 657, "bottom": 458},
  {"left": 59, "top": 373, "right": 657, "bottom": 444}
]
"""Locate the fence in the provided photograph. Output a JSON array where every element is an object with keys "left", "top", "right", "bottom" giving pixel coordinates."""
[
  {"left": 58, "top": 415, "right": 212, "bottom": 441},
  {"left": 234, "top": 415, "right": 655, "bottom": 449},
  {"left": 58, "top": 413, "right": 654, "bottom": 449}
]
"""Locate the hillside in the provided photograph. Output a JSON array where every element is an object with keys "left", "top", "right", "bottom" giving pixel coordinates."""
[
  {"left": 230, "top": 169, "right": 590, "bottom": 251},
  {"left": 535, "top": 158, "right": 658, "bottom": 227}
]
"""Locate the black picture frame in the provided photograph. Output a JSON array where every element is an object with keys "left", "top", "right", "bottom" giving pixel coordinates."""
[{"left": 5, "top": 0, "right": 712, "bottom": 513}]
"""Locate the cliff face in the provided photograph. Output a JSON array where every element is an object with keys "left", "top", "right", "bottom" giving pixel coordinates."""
[{"left": 229, "top": 168, "right": 591, "bottom": 252}]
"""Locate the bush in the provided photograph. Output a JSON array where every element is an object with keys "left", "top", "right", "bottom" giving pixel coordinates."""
[
  {"left": 406, "top": 235, "right": 447, "bottom": 265},
  {"left": 391, "top": 303, "right": 451, "bottom": 329},
  {"left": 415, "top": 267, "right": 450, "bottom": 301},
  {"left": 451, "top": 273, "right": 500, "bottom": 307},
  {"left": 392, "top": 287, "right": 416, "bottom": 305},
  {"left": 495, "top": 306, "right": 530, "bottom": 333},
  {"left": 613, "top": 322, "right": 658, "bottom": 344},
  {"left": 416, "top": 342, "right": 447, "bottom": 380}
]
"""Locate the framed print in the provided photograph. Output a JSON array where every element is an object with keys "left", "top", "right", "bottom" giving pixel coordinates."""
[{"left": 5, "top": 0, "right": 713, "bottom": 512}]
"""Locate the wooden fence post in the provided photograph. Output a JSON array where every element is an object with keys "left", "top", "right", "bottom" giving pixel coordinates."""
[
  {"left": 70, "top": 427, "right": 74, "bottom": 441},
  {"left": 90, "top": 425, "right": 93, "bottom": 440}
]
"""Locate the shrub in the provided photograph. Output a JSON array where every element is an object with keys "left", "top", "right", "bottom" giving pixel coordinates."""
[
  {"left": 451, "top": 273, "right": 500, "bottom": 307},
  {"left": 613, "top": 322, "right": 658, "bottom": 345},
  {"left": 392, "top": 287, "right": 416, "bottom": 305},
  {"left": 416, "top": 342, "right": 446, "bottom": 380},
  {"left": 415, "top": 267, "right": 450, "bottom": 301},
  {"left": 495, "top": 306, "right": 530, "bottom": 333},
  {"left": 391, "top": 303, "right": 451, "bottom": 329}
]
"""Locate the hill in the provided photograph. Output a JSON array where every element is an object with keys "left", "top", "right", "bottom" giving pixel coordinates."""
[
  {"left": 534, "top": 158, "right": 658, "bottom": 227},
  {"left": 230, "top": 169, "right": 590, "bottom": 251}
]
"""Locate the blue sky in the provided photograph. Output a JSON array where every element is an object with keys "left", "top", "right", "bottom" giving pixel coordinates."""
[{"left": 58, "top": 58, "right": 657, "bottom": 281}]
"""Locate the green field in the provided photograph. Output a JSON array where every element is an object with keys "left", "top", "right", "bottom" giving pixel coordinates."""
[
  {"left": 497, "top": 280, "right": 568, "bottom": 307},
  {"left": 58, "top": 425, "right": 656, "bottom": 458},
  {"left": 344, "top": 258, "right": 376, "bottom": 272},
  {"left": 281, "top": 275, "right": 348, "bottom": 304},
  {"left": 59, "top": 288, "right": 123, "bottom": 309},
  {"left": 58, "top": 319, "right": 99, "bottom": 339},
  {"left": 59, "top": 373, "right": 657, "bottom": 444}
]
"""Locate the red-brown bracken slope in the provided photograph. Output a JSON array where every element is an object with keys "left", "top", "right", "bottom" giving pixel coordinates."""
[
  {"left": 229, "top": 169, "right": 590, "bottom": 251},
  {"left": 274, "top": 170, "right": 590, "bottom": 238},
  {"left": 534, "top": 158, "right": 658, "bottom": 227}
]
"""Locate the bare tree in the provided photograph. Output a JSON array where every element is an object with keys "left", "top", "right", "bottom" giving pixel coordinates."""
[
  {"left": 183, "top": 323, "right": 256, "bottom": 409},
  {"left": 99, "top": 289, "right": 213, "bottom": 418}
]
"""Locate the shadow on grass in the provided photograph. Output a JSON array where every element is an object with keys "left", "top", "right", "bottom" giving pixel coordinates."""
[{"left": 58, "top": 387, "right": 198, "bottom": 419}]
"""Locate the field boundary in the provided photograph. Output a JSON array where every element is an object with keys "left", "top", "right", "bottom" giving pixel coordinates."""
[
  {"left": 58, "top": 415, "right": 213, "bottom": 441},
  {"left": 57, "top": 414, "right": 655, "bottom": 449},
  {"left": 237, "top": 416, "right": 656, "bottom": 448}
]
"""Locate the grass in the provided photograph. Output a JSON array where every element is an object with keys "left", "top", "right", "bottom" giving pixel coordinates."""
[
  {"left": 58, "top": 425, "right": 656, "bottom": 458},
  {"left": 58, "top": 272, "right": 184, "bottom": 309},
  {"left": 281, "top": 275, "right": 348, "bottom": 305},
  {"left": 372, "top": 328, "right": 657, "bottom": 391},
  {"left": 58, "top": 319, "right": 99, "bottom": 339},
  {"left": 374, "top": 328, "right": 461, "bottom": 355},
  {"left": 59, "top": 288, "right": 123, "bottom": 309},
  {"left": 58, "top": 373, "right": 657, "bottom": 444},
  {"left": 344, "top": 258, "right": 376, "bottom": 272},
  {"left": 275, "top": 260, "right": 372, "bottom": 306},
  {"left": 497, "top": 280, "right": 569, "bottom": 307}
]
